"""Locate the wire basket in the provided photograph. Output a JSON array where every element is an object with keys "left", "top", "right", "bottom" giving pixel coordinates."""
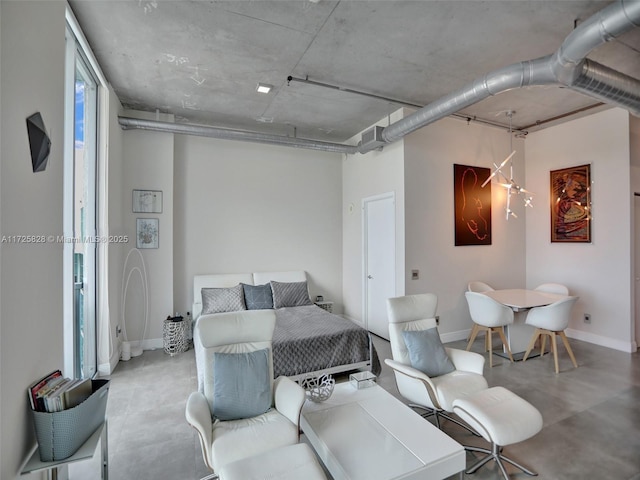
[{"left": 300, "top": 374, "right": 335, "bottom": 403}]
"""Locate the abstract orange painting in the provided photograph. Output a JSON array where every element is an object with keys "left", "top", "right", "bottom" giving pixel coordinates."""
[{"left": 454, "top": 164, "right": 492, "bottom": 246}]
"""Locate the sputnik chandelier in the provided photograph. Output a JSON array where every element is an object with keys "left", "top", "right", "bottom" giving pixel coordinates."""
[{"left": 481, "top": 111, "right": 534, "bottom": 219}]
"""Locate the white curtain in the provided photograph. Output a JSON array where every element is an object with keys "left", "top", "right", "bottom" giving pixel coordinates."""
[{"left": 97, "top": 86, "right": 113, "bottom": 375}]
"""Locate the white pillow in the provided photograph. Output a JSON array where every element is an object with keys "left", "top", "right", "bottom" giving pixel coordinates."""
[{"left": 201, "top": 284, "right": 246, "bottom": 314}]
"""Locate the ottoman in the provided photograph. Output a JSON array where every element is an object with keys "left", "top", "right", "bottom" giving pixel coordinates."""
[
  {"left": 452, "top": 386, "right": 543, "bottom": 480},
  {"left": 218, "top": 443, "right": 327, "bottom": 480}
]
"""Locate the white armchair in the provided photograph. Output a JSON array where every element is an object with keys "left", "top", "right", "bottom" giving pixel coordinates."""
[
  {"left": 186, "top": 310, "right": 305, "bottom": 479},
  {"left": 385, "top": 294, "right": 488, "bottom": 434}
]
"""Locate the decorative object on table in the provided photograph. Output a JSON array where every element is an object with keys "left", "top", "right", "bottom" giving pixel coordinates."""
[
  {"left": 454, "top": 164, "right": 492, "bottom": 246},
  {"left": 136, "top": 218, "right": 159, "bottom": 249},
  {"left": 349, "top": 371, "right": 377, "bottom": 389},
  {"left": 30, "top": 378, "right": 109, "bottom": 461},
  {"left": 26, "top": 112, "right": 51, "bottom": 173},
  {"left": 315, "top": 295, "right": 323, "bottom": 302},
  {"left": 163, "top": 315, "right": 189, "bottom": 355},
  {"left": 550, "top": 164, "right": 591, "bottom": 243},
  {"left": 481, "top": 111, "right": 534, "bottom": 220},
  {"left": 301, "top": 374, "right": 335, "bottom": 402},
  {"left": 132, "top": 189, "right": 163, "bottom": 213}
]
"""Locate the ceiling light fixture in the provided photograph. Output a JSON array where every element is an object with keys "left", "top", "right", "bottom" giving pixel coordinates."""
[
  {"left": 256, "top": 83, "right": 273, "bottom": 94},
  {"left": 482, "top": 111, "right": 534, "bottom": 220}
]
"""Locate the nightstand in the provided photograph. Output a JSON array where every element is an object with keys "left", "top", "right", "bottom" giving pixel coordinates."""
[{"left": 314, "top": 301, "right": 333, "bottom": 313}]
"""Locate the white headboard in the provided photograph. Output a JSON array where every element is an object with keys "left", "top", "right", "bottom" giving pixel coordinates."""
[
  {"left": 192, "top": 270, "right": 308, "bottom": 319},
  {"left": 253, "top": 270, "right": 307, "bottom": 285}
]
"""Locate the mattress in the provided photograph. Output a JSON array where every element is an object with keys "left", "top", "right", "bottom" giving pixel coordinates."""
[{"left": 273, "top": 305, "right": 381, "bottom": 378}]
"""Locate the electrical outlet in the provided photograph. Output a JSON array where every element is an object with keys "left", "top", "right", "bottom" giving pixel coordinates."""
[
  {"left": 411, "top": 269, "right": 419, "bottom": 280},
  {"left": 584, "top": 313, "right": 591, "bottom": 324},
  {"left": 435, "top": 315, "right": 440, "bottom": 325}
]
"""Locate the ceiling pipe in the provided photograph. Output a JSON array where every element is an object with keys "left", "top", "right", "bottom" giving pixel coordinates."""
[
  {"left": 117, "top": 117, "right": 359, "bottom": 154},
  {"left": 287, "top": 74, "right": 531, "bottom": 134},
  {"left": 570, "top": 59, "right": 640, "bottom": 116},
  {"left": 377, "top": 56, "right": 556, "bottom": 146},
  {"left": 362, "top": 0, "right": 640, "bottom": 154}
]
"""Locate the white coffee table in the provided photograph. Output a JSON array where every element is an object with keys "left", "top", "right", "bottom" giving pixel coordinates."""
[{"left": 301, "top": 383, "right": 465, "bottom": 480}]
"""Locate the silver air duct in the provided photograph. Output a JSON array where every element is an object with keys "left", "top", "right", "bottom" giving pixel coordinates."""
[
  {"left": 363, "top": 0, "right": 640, "bottom": 154},
  {"left": 376, "top": 56, "right": 556, "bottom": 147},
  {"left": 572, "top": 60, "right": 640, "bottom": 116},
  {"left": 118, "top": 117, "right": 359, "bottom": 155}
]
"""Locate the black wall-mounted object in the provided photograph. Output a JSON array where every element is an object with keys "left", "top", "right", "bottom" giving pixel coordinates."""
[{"left": 26, "top": 112, "right": 51, "bottom": 173}]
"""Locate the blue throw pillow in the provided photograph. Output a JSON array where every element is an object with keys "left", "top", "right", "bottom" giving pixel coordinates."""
[
  {"left": 402, "top": 328, "right": 455, "bottom": 377},
  {"left": 212, "top": 349, "right": 271, "bottom": 421},
  {"left": 242, "top": 283, "right": 274, "bottom": 310}
]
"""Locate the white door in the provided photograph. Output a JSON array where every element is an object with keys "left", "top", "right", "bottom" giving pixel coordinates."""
[
  {"left": 363, "top": 193, "right": 396, "bottom": 340},
  {"left": 635, "top": 195, "right": 640, "bottom": 347}
]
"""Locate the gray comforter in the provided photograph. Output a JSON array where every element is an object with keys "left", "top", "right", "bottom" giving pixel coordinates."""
[{"left": 273, "top": 305, "right": 381, "bottom": 378}]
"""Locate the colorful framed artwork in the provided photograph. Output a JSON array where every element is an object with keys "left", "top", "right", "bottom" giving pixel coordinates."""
[
  {"left": 550, "top": 164, "right": 591, "bottom": 243},
  {"left": 136, "top": 218, "right": 159, "bottom": 249},
  {"left": 454, "top": 164, "right": 492, "bottom": 246}
]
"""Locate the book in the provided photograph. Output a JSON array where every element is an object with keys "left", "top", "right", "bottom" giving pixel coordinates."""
[
  {"left": 28, "top": 370, "right": 62, "bottom": 410},
  {"left": 28, "top": 371, "right": 96, "bottom": 412},
  {"left": 34, "top": 376, "right": 67, "bottom": 411}
]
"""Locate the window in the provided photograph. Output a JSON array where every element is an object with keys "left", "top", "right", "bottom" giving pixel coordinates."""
[{"left": 64, "top": 12, "right": 104, "bottom": 379}]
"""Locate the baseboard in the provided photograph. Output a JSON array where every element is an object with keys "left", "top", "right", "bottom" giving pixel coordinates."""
[
  {"left": 141, "top": 337, "right": 163, "bottom": 351},
  {"left": 98, "top": 346, "right": 122, "bottom": 375},
  {"left": 440, "top": 329, "right": 471, "bottom": 344},
  {"left": 565, "top": 328, "right": 636, "bottom": 353}
]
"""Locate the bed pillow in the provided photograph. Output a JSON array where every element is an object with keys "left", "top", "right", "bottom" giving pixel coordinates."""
[
  {"left": 201, "top": 284, "right": 246, "bottom": 314},
  {"left": 212, "top": 348, "right": 271, "bottom": 420},
  {"left": 402, "top": 328, "right": 455, "bottom": 377},
  {"left": 270, "top": 280, "right": 313, "bottom": 308},
  {"left": 242, "top": 283, "right": 274, "bottom": 310}
]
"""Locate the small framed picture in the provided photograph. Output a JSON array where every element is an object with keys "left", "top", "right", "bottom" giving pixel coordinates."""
[
  {"left": 132, "top": 189, "right": 163, "bottom": 213},
  {"left": 136, "top": 218, "right": 159, "bottom": 249}
]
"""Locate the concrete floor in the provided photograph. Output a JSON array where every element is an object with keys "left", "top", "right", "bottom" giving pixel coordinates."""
[{"left": 71, "top": 334, "right": 640, "bottom": 480}]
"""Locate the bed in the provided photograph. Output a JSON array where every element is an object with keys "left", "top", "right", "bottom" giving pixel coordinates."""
[{"left": 192, "top": 271, "right": 380, "bottom": 387}]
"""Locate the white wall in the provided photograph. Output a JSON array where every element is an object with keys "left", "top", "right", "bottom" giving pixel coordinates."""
[
  {"left": 632, "top": 115, "right": 640, "bottom": 347},
  {"left": 526, "top": 108, "right": 633, "bottom": 352},
  {"left": 342, "top": 109, "right": 406, "bottom": 323},
  {"left": 173, "top": 135, "right": 343, "bottom": 315},
  {"left": 121, "top": 112, "right": 175, "bottom": 349},
  {"left": 403, "top": 116, "right": 527, "bottom": 339},
  {"left": 0, "top": 2, "right": 66, "bottom": 478}
]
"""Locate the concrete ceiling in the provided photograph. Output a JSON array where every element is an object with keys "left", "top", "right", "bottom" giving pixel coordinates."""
[{"left": 69, "top": 0, "right": 640, "bottom": 143}]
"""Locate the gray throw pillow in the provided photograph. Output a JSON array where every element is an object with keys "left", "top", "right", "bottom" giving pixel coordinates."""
[
  {"left": 270, "top": 281, "right": 312, "bottom": 308},
  {"left": 242, "top": 283, "right": 274, "bottom": 310},
  {"left": 212, "top": 348, "right": 271, "bottom": 421},
  {"left": 201, "top": 284, "right": 246, "bottom": 314},
  {"left": 402, "top": 328, "right": 455, "bottom": 377}
]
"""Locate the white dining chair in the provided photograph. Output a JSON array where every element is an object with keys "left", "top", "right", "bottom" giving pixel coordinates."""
[
  {"left": 522, "top": 296, "right": 579, "bottom": 374},
  {"left": 467, "top": 281, "right": 495, "bottom": 293},
  {"left": 534, "top": 283, "right": 569, "bottom": 296},
  {"left": 465, "top": 292, "right": 514, "bottom": 367}
]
